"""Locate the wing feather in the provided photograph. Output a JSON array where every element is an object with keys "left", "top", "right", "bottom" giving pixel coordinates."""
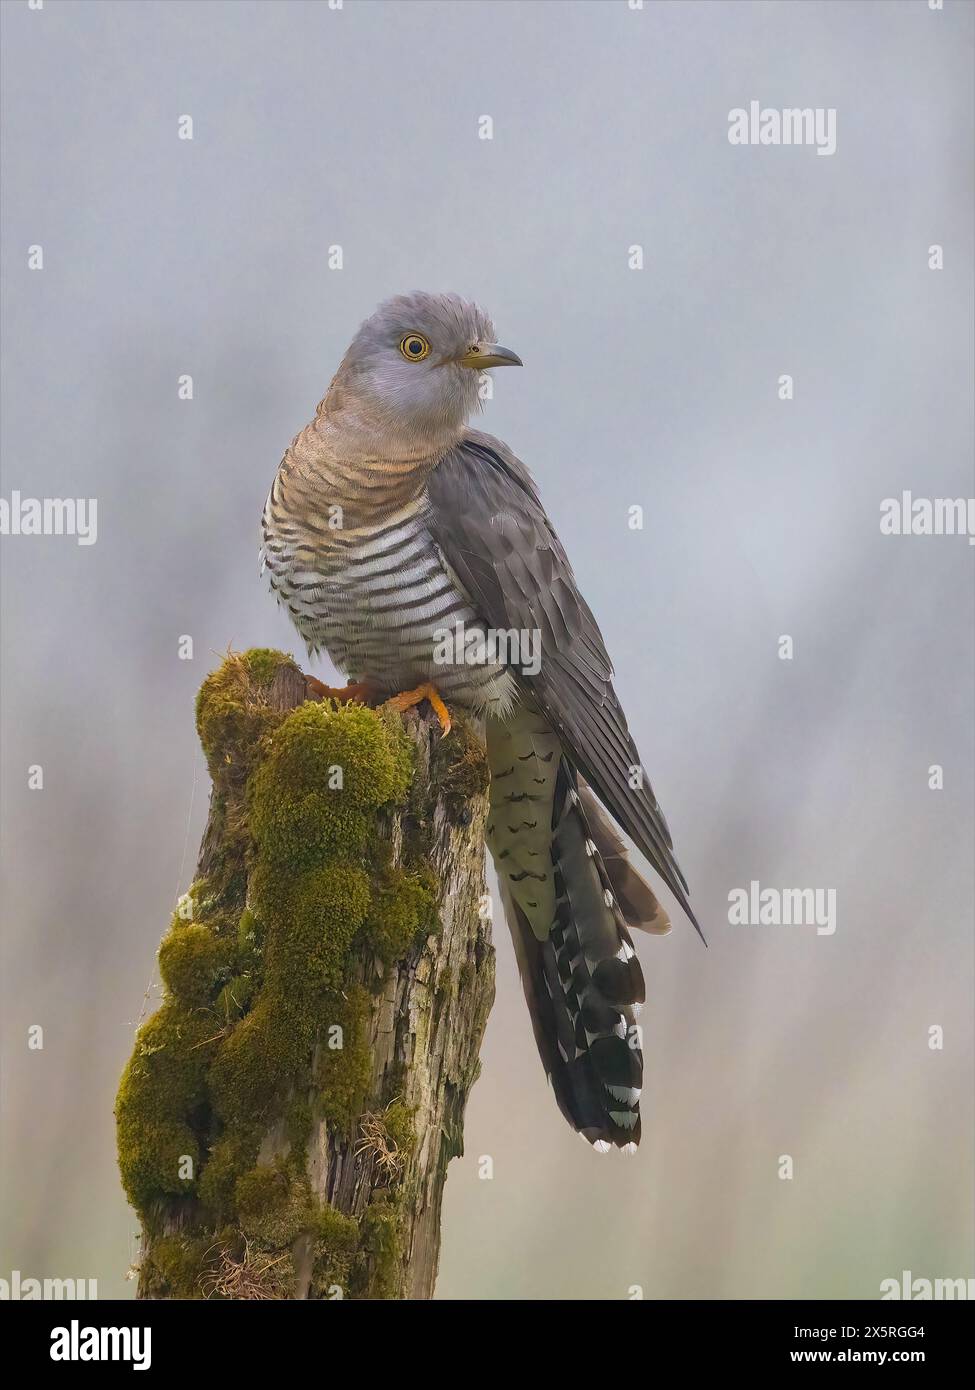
[{"left": 427, "top": 430, "right": 704, "bottom": 941}]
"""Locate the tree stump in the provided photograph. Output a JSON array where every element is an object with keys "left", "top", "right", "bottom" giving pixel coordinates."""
[{"left": 116, "top": 649, "right": 494, "bottom": 1300}]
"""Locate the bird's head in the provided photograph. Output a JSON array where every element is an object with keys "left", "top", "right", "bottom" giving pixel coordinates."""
[{"left": 327, "top": 291, "right": 521, "bottom": 457}]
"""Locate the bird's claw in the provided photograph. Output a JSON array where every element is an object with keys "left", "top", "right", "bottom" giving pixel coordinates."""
[
  {"left": 305, "top": 676, "right": 375, "bottom": 705},
  {"left": 384, "top": 682, "right": 452, "bottom": 735}
]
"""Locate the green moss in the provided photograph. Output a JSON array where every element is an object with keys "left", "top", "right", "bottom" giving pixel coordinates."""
[
  {"left": 158, "top": 923, "right": 234, "bottom": 1006},
  {"left": 140, "top": 1232, "right": 214, "bottom": 1299},
  {"left": 198, "top": 1131, "right": 260, "bottom": 1220},
  {"left": 182, "top": 879, "right": 241, "bottom": 927},
  {"left": 356, "top": 1191, "right": 405, "bottom": 1300},
  {"left": 359, "top": 864, "right": 439, "bottom": 965},
  {"left": 214, "top": 972, "right": 254, "bottom": 1023},
  {"left": 208, "top": 863, "right": 372, "bottom": 1134},
  {"left": 232, "top": 908, "right": 264, "bottom": 979},
  {"left": 119, "top": 650, "right": 453, "bottom": 1299},
  {"left": 237, "top": 907, "right": 259, "bottom": 951},
  {"left": 194, "top": 648, "right": 293, "bottom": 786},
  {"left": 208, "top": 1002, "right": 298, "bottom": 1132},
  {"left": 208, "top": 699, "right": 410, "bottom": 1139},
  {"left": 236, "top": 1164, "right": 305, "bottom": 1246},
  {"left": 380, "top": 1099, "right": 416, "bottom": 1157},
  {"left": 116, "top": 1001, "right": 221, "bottom": 1211},
  {"left": 249, "top": 700, "right": 412, "bottom": 867},
  {"left": 310, "top": 1203, "right": 358, "bottom": 1251},
  {"left": 316, "top": 985, "right": 373, "bottom": 1132},
  {"left": 311, "top": 1206, "right": 360, "bottom": 1296},
  {"left": 286, "top": 1097, "right": 313, "bottom": 1162},
  {"left": 430, "top": 711, "right": 489, "bottom": 824},
  {"left": 230, "top": 1163, "right": 358, "bottom": 1298},
  {"left": 245, "top": 647, "right": 291, "bottom": 685},
  {"left": 258, "top": 860, "right": 372, "bottom": 990}
]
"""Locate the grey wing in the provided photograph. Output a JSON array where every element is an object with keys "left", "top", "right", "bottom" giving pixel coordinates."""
[{"left": 427, "top": 430, "right": 704, "bottom": 942}]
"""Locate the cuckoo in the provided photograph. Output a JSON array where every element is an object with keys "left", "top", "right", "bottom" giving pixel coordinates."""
[{"left": 262, "top": 292, "right": 702, "bottom": 1151}]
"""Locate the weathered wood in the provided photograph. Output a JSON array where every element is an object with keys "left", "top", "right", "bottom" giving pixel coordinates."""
[{"left": 119, "top": 652, "right": 494, "bottom": 1300}]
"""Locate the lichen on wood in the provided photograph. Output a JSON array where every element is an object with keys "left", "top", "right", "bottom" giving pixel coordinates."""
[{"left": 116, "top": 649, "right": 494, "bottom": 1300}]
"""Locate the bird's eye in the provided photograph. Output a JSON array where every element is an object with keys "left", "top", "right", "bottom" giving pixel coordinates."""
[{"left": 399, "top": 333, "right": 431, "bottom": 361}]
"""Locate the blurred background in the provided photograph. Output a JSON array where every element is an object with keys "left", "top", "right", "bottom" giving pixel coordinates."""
[{"left": 1, "top": 0, "right": 972, "bottom": 1299}]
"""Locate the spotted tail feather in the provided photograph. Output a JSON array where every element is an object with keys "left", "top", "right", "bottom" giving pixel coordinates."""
[{"left": 486, "top": 708, "right": 647, "bottom": 1149}]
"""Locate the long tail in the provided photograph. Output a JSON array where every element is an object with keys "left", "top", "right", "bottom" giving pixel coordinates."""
[{"left": 486, "top": 705, "right": 668, "bottom": 1149}]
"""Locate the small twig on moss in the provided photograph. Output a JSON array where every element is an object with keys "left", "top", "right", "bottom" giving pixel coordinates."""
[{"left": 189, "top": 1026, "right": 233, "bottom": 1050}]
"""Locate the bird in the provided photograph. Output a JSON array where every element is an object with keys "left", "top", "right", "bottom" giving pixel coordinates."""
[{"left": 262, "top": 291, "right": 702, "bottom": 1151}]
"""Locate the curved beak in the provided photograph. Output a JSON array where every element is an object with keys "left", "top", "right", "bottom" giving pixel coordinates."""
[{"left": 457, "top": 342, "right": 523, "bottom": 370}]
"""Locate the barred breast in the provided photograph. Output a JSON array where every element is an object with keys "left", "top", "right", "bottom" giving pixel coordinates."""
[{"left": 262, "top": 475, "right": 517, "bottom": 716}]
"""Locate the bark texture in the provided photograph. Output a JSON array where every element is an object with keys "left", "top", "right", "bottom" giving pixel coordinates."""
[{"left": 117, "top": 650, "right": 494, "bottom": 1301}]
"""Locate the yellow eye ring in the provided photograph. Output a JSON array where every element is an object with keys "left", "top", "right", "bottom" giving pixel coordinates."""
[{"left": 399, "top": 333, "right": 431, "bottom": 362}]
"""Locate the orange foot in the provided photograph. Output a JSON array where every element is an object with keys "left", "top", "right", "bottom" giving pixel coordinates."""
[
  {"left": 384, "top": 682, "right": 452, "bottom": 736},
  {"left": 305, "top": 676, "right": 376, "bottom": 704}
]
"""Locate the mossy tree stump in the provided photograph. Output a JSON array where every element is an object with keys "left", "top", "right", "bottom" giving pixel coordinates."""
[{"left": 116, "top": 650, "right": 494, "bottom": 1300}]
